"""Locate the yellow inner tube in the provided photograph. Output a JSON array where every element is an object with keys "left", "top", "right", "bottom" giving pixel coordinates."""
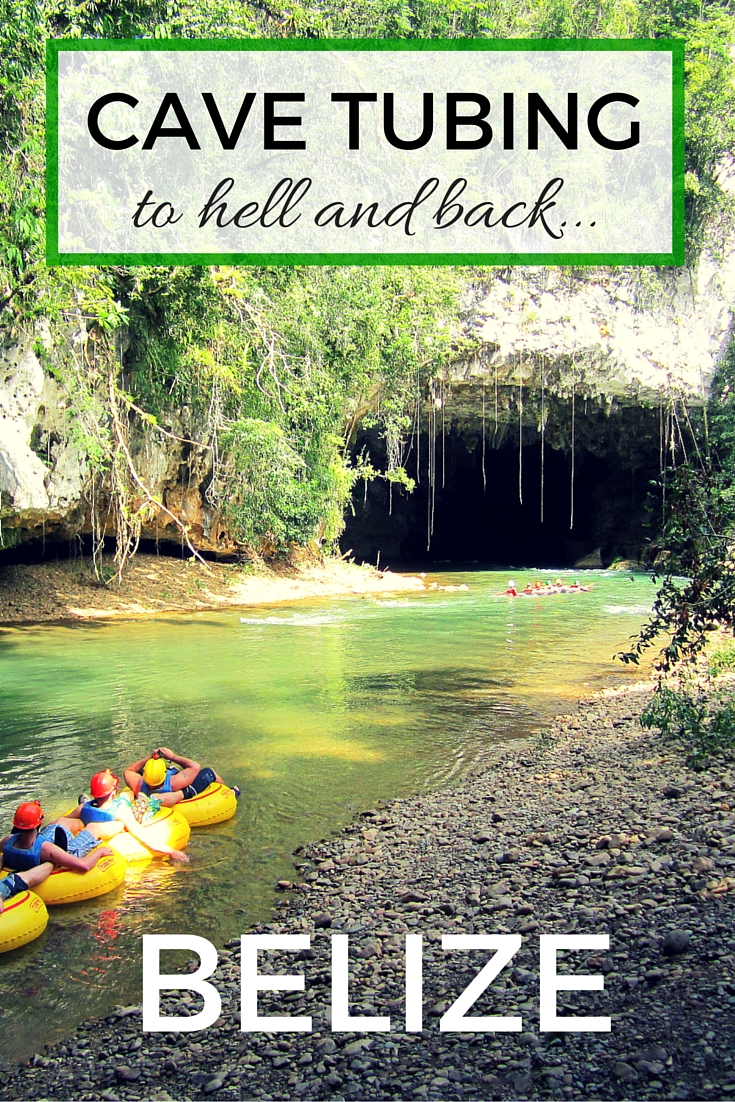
[
  {"left": 108, "top": 803, "right": 191, "bottom": 863},
  {"left": 0, "top": 890, "right": 48, "bottom": 953},
  {"left": 177, "top": 782, "right": 238, "bottom": 827},
  {"left": 33, "top": 848, "right": 126, "bottom": 906}
]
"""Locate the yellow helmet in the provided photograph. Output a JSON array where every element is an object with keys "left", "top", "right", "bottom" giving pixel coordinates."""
[{"left": 142, "top": 757, "right": 167, "bottom": 788}]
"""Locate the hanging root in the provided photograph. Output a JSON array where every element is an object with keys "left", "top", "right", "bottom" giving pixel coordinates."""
[
  {"left": 540, "top": 353, "right": 545, "bottom": 525},
  {"left": 482, "top": 377, "right": 487, "bottom": 494},
  {"left": 570, "top": 355, "right": 576, "bottom": 531},
  {"left": 518, "top": 355, "right": 523, "bottom": 506},
  {"left": 108, "top": 370, "right": 211, "bottom": 581}
]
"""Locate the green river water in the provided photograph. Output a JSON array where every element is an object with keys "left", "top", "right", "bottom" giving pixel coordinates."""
[{"left": 0, "top": 568, "right": 655, "bottom": 1064}]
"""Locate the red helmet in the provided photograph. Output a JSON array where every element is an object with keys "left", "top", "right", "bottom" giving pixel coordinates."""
[
  {"left": 13, "top": 800, "right": 44, "bottom": 830},
  {"left": 90, "top": 770, "right": 119, "bottom": 799}
]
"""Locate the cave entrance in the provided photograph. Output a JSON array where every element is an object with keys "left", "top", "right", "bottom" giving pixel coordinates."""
[{"left": 341, "top": 406, "right": 662, "bottom": 568}]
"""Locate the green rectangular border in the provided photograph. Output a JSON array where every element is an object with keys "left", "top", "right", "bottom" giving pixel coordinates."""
[{"left": 45, "top": 37, "right": 686, "bottom": 268}]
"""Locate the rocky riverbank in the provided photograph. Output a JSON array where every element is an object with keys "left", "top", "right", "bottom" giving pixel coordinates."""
[
  {"left": 0, "top": 553, "right": 424, "bottom": 624},
  {"left": 4, "top": 683, "right": 735, "bottom": 1102}
]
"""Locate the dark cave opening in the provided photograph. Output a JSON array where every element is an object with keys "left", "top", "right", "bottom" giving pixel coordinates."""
[
  {"left": 341, "top": 408, "right": 663, "bottom": 568},
  {"left": 0, "top": 534, "right": 246, "bottom": 567}
]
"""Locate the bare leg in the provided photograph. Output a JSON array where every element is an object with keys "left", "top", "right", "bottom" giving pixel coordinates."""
[
  {"left": 0, "top": 862, "right": 54, "bottom": 912},
  {"left": 19, "top": 862, "right": 54, "bottom": 891}
]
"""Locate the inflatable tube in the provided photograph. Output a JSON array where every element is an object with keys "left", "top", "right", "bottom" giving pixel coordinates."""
[
  {"left": 177, "top": 782, "right": 238, "bottom": 828},
  {"left": 34, "top": 849, "right": 126, "bottom": 906},
  {"left": 0, "top": 890, "right": 48, "bottom": 953},
  {"left": 108, "top": 804, "right": 191, "bottom": 863}
]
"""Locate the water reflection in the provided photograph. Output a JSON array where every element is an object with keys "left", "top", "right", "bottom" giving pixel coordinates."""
[{"left": 0, "top": 569, "right": 654, "bottom": 1062}]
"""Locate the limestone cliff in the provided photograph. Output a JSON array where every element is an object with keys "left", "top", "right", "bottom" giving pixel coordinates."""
[
  {"left": 448, "top": 256, "right": 735, "bottom": 429},
  {"left": 1, "top": 252, "right": 733, "bottom": 555}
]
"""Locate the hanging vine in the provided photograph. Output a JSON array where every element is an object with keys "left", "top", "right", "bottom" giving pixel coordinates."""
[
  {"left": 540, "top": 353, "right": 545, "bottom": 524},
  {"left": 659, "top": 387, "right": 666, "bottom": 514},
  {"left": 494, "top": 360, "right": 499, "bottom": 440},
  {"left": 481, "top": 375, "right": 487, "bottom": 494},
  {"left": 570, "top": 355, "right": 576, "bottom": 531},
  {"left": 518, "top": 355, "right": 523, "bottom": 506}
]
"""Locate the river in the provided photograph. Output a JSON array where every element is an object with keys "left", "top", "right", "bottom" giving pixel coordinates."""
[{"left": 0, "top": 568, "right": 655, "bottom": 1064}]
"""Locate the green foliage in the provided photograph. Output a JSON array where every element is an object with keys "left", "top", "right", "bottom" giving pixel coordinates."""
[
  {"left": 119, "top": 264, "right": 460, "bottom": 551},
  {"left": 679, "top": 11, "right": 735, "bottom": 261},
  {"left": 0, "top": 523, "right": 21, "bottom": 550},
  {"left": 641, "top": 682, "right": 735, "bottom": 765},
  {"left": 620, "top": 339, "right": 735, "bottom": 671},
  {"left": 618, "top": 463, "right": 735, "bottom": 668},
  {"left": 219, "top": 418, "right": 355, "bottom": 549},
  {"left": 709, "top": 645, "right": 735, "bottom": 677},
  {"left": 2, "top": 0, "right": 735, "bottom": 559}
]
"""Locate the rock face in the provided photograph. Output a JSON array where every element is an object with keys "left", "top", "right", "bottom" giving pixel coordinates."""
[
  {"left": 344, "top": 255, "right": 735, "bottom": 566},
  {"left": 1, "top": 255, "right": 734, "bottom": 556},
  {"left": 0, "top": 342, "right": 87, "bottom": 547},
  {"left": 454, "top": 257, "right": 735, "bottom": 415},
  {"left": 0, "top": 341, "right": 230, "bottom": 554}
]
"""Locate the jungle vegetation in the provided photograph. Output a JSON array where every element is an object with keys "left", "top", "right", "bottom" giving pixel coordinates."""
[{"left": 1, "top": 0, "right": 735, "bottom": 577}]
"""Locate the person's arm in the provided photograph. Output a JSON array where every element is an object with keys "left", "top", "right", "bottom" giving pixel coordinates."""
[
  {"left": 124, "top": 762, "right": 146, "bottom": 794},
  {"left": 40, "top": 841, "right": 113, "bottom": 872},
  {"left": 114, "top": 805, "right": 189, "bottom": 862},
  {"left": 83, "top": 819, "right": 125, "bottom": 840},
  {"left": 156, "top": 747, "right": 200, "bottom": 790}
]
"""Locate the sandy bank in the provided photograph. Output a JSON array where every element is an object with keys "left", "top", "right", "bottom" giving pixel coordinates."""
[{"left": 0, "top": 554, "right": 426, "bottom": 625}]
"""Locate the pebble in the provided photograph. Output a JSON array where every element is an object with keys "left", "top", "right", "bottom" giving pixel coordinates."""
[
  {"left": 5, "top": 684, "right": 735, "bottom": 1101},
  {"left": 662, "top": 929, "right": 691, "bottom": 955}
]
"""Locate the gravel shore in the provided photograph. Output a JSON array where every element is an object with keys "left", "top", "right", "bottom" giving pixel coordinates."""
[{"left": 4, "top": 682, "right": 735, "bottom": 1102}]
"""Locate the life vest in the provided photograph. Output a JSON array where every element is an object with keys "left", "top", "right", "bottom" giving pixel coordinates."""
[
  {"left": 79, "top": 799, "right": 117, "bottom": 826},
  {"left": 3, "top": 824, "right": 69, "bottom": 872},
  {"left": 140, "top": 767, "right": 177, "bottom": 797}
]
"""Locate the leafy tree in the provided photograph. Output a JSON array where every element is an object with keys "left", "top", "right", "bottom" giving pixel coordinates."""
[{"left": 2, "top": 0, "right": 735, "bottom": 568}]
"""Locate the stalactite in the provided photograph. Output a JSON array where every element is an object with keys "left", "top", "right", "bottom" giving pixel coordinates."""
[
  {"left": 569, "top": 357, "right": 576, "bottom": 530},
  {"left": 518, "top": 355, "right": 523, "bottom": 505},
  {"left": 540, "top": 354, "right": 545, "bottom": 524},
  {"left": 482, "top": 376, "right": 487, "bottom": 494}
]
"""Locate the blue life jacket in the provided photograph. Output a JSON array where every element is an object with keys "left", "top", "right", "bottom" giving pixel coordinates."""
[
  {"left": 3, "top": 824, "right": 68, "bottom": 872},
  {"left": 79, "top": 800, "right": 116, "bottom": 825},
  {"left": 140, "top": 767, "right": 176, "bottom": 797}
]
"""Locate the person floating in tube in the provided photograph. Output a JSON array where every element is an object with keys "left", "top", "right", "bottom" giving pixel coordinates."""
[
  {"left": 123, "top": 748, "right": 240, "bottom": 807},
  {"left": 0, "top": 801, "right": 113, "bottom": 880},
  {"left": 66, "top": 770, "right": 189, "bottom": 861},
  {"left": 0, "top": 862, "right": 54, "bottom": 913}
]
